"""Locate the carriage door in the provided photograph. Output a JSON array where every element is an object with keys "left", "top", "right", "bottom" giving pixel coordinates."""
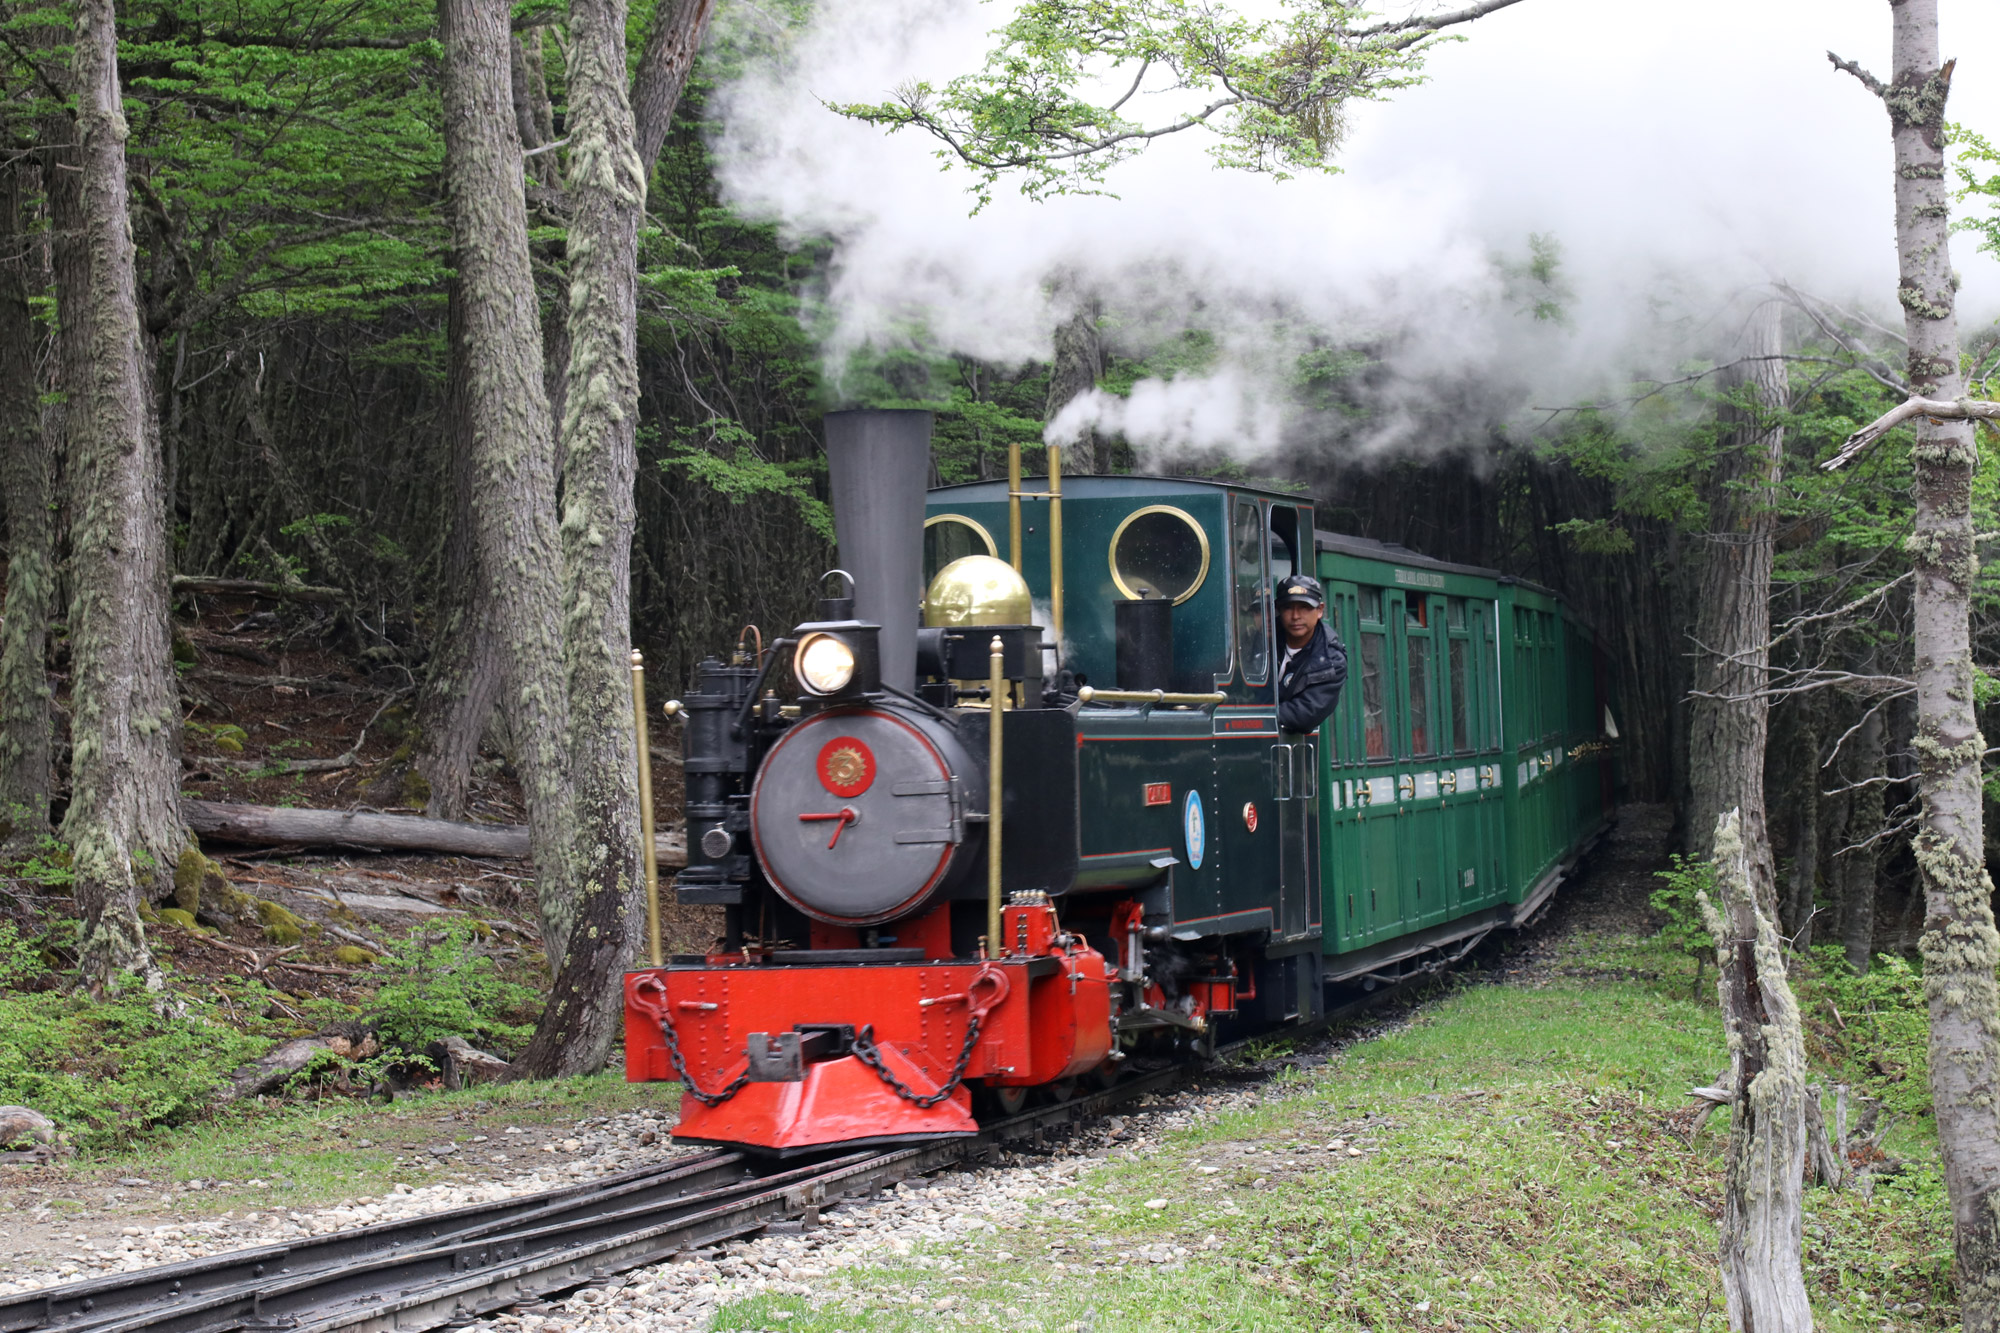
[{"left": 1269, "top": 504, "right": 1313, "bottom": 938}]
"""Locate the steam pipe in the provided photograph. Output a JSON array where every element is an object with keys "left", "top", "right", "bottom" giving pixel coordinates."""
[
  {"left": 987, "top": 634, "right": 1005, "bottom": 958},
  {"left": 630, "top": 650, "right": 663, "bottom": 968},
  {"left": 1047, "top": 443, "right": 1064, "bottom": 649},
  {"left": 1007, "top": 439, "right": 1023, "bottom": 572}
]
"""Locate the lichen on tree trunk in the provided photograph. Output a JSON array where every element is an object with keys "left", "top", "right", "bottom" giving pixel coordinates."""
[
  {"left": 436, "top": 0, "right": 579, "bottom": 958},
  {"left": 1833, "top": 6, "right": 2000, "bottom": 1322},
  {"left": 509, "top": 0, "right": 647, "bottom": 1079},
  {"left": 60, "top": 0, "right": 181, "bottom": 990},
  {"left": 1700, "top": 808, "right": 1813, "bottom": 1333},
  {"left": 0, "top": 160, "right": 56, "bottom": 856}
]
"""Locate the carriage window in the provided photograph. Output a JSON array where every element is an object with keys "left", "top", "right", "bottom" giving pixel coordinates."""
[
  {"left": 1232, "top": 497, "right": 1270, "bottom": 684},
  {"left": 1109, "top": 505, "right": 1210, "bottom": 605},
  {"left": 1268, "top": 505, "right": 1299, "bottom": 583},
  {"left": 1361, "top": 587, "right": 1382, "bottom": 623},
  {"left": 1407, "top": 598, "right": 1427, "bottom": 629},
  {"left": 1477, "top": 606, "right": 1499, "bottom": 750},
  {"left": 1407, "top": 627, "right": 1434, "bottom": 757},
  {"left": 1450, "top": 637, "right": 1470, "bottom": 754},
  {"left": 924, "top": 515, "right": 996, "bottom": 586},
  {"left": 1360, "top": 633, "right": 1387, "bottom": 759},
  {"left": 1447, "top": 596, "right": 1465, "bottom": 630}
]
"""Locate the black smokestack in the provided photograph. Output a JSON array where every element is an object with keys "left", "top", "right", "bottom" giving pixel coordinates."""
[{"left": 823, "top": 409, "right": 932, "bottom": 694}]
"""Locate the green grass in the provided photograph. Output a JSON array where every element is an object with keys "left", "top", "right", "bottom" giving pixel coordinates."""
[
  {"left": 77, "top": 1072, "right": 678, "bottom": 1217},
  {"left": 710, "top": 965, "right": 1955, "bottom": 1332}
]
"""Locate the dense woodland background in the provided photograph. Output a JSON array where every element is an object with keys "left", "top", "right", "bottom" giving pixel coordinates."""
[{"left": 0, "top": 0, "right": 1995, "bottom": 967}]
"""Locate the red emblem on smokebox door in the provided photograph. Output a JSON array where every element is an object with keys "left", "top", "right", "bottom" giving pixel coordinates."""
[
  {"left": 1242, "top": 802, "right": 1259, "bottom": 833},
  {"left": 817, "top": 737, "right": 875, "bottom": 798}
]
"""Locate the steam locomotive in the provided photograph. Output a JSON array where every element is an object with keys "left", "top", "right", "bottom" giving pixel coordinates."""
[{"left": 624, "top": 410, "right": 1615, "bottom": 1155}]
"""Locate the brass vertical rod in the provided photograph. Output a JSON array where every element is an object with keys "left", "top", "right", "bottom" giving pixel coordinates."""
[
  {"left": 1007, "top": 439, "right": 1023, "bottom": 572},
  {"left": 987, "top": 634, "right": 1005, "bottom": 957},
  {"left": 630, "top": 649, "right": 663, "bottom": 968},
  {"left": 1046, "top": 443, "right": 1063, "bottom": 647}
]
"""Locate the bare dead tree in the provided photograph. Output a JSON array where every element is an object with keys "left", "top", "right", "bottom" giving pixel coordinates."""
[{"left": 1700, "top": 808, "right": 1813, "bottom": 1332}]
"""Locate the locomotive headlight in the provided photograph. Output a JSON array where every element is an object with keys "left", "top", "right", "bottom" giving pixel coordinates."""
[{"left": 796, "top": 633, "right": 858, "bottom": 696}]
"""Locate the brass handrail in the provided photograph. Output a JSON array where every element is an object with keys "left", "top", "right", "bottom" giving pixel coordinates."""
[
  {"left": 987, "top": 636, "right": 1005, "bottom": 959},
  {"left": 630, "top": 650, "right": 663, "bottom": 968},
  {"left": 1075, "top": 686, "right": 1228, "bottom": 707}
]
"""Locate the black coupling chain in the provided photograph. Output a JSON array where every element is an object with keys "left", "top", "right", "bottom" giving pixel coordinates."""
[
  {"left": 637, "top": 982, "right": 750, "bottom": 1108},
  {"left": 851, "top": 1015, "right": 984, "bottom": 1108}
]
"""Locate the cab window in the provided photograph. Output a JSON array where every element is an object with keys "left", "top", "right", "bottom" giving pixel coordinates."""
[{"left": 1232, "top": 497, "right": 1270, "bottom": 684}]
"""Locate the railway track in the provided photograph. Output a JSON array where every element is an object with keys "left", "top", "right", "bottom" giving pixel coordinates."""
[{"left": 4, "top": 974, "right": 1432, "bottom": 1333}]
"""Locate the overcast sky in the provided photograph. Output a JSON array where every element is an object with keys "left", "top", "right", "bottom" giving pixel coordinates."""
[{"left": 712, "top": 0, "right": 2000, "bottom": 452}]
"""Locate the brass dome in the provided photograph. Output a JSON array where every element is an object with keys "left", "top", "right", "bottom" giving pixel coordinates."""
[{"left": 924, "top": 555, "right": 1032, "bottom": 627}]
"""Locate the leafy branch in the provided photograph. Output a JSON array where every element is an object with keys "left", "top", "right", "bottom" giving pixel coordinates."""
[{"left": 830, "top": 0, "right": 1527, "bottom": 210}]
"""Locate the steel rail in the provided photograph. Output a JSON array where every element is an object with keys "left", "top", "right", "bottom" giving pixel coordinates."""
[
  {"left": 12, "top": 977, "right": 1423, "bottom": 1333},
  {"left": 0, "top": 1152, "right": 747, "bottom": 1333}
]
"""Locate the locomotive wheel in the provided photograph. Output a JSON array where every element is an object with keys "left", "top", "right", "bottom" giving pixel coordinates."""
[
  {"left": 1037, "top": 1077, "right": 1078, "bottom": 1105},
  {"left": 979, "top": 1084, "right": 1029, "bottom": 1116},
  {"left": 1084, "top": 1062, "right": 1121, "bottom": 1092}
]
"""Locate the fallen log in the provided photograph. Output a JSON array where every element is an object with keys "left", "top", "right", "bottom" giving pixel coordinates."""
[
  {"left": 173, "top": 575, "right": 347, "bottom": 605},
  {"left": 183, "top": 799, "right": 687, "bottom": 867}
]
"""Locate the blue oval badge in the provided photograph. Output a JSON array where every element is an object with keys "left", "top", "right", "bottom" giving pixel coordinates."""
[{"left": 1184, "top": 789, "right": 1206, "bottom": 870}]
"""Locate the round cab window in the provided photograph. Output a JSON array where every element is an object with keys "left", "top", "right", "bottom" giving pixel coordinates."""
[
  {"left": 1109, "top": 505, "right": 1211, "bottom": 605},
  {"left": 924, "top": 515, "right": 997, "bottom": 584}
]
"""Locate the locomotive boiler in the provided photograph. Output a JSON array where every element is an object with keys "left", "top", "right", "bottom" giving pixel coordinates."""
[{"left": 625, "top": 409, "right": 1618, "bottom": 1155}]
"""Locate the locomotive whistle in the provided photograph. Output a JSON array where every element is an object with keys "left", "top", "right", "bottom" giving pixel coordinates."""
[{"left": 631, "top": 649, "right": 663, "bottom": 969}]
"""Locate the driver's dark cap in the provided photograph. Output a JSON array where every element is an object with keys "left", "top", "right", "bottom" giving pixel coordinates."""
[{"left": 1276, "top": 574, "right": 1325, "bottom": 607}]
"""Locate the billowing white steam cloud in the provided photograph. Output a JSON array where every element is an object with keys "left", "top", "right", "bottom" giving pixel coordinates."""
[{"left": 711, "top": 0, "right": 2000, "bottom": 462}]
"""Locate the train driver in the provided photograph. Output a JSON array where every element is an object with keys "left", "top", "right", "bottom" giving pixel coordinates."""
[{"left": 1275, "top": 574, "right": 1347, "bottom": 734}]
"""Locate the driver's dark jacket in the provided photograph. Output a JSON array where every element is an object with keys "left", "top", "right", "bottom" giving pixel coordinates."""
[{"left": 1277, "top": 619, "right": 1347, "bottom": 733}]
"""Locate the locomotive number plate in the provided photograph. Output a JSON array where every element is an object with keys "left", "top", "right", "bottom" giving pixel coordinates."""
[{"left": 1143, "top": 782, "right": 1171, "bottom": 806}]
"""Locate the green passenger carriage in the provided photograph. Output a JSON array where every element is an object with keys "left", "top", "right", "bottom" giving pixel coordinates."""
[{"left": 921, "top": 474, "right": 1615, "bottom": 1019}]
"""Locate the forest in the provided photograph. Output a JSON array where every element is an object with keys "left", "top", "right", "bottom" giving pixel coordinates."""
[{"left": 3, "top": 0, "right": 2000, "bottom": 1328}]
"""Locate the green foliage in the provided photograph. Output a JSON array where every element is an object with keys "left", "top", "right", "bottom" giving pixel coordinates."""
[
  {"left": 1552, "top": 517, "right": 1635, "bottom": 556},
  {"left": 1500, "top": 231, "right": 1573, "bottom": 326},
  {"left": 659, "top": 419, "right": 835, "bottom": 540},
  {"left": 0, "top": 936, "right": 270, "bottom": 1148},
  {"left": 7, "top": 833, "right": 74, "bottom": 890},
  {"left": 832, "top": 1, "right": 1480, "bottom": 210},
  {"left": 1650, "top": 854, "right": 1717, "bottom": 994},
  {"left": 278, "top": 513, "right": 355, "bottom": 539},
  {"left": 1795, "top": 945, "right": 1933, "bottom": 1118},
  {"left": 369, "top": 920, "right": 540, "bottom": 1053},
  {"left": 1950, "top": 122, "right": 2000, "bottom": 259}
]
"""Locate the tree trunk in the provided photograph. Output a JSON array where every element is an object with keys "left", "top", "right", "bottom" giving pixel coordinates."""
[
  {"left": 1780, "top": 688, "right": 1821, "bottom": 947},
  {"left": 437, "top": 0, "right": 579, "bottom": 958},
  {"left": 1701, "top": 808, "right": 1814, "bottom": 1332},
  {"left": 0, "top": 161, "right": 55, "bottom": 856},
  {"left": 1838, "top": 7, "right": 2000, "bottom": 1321},
  {"left": 630, "top": 0, "right": 715, "bottom": 172},
  {"left": 510, "top": 0, "right": 648, "bottom": 1080},
  {"left": 1045, "top": 286, "right": 1105, "bottom": 472},
  {"left": 183, "top": 797, "right": 686, "bottom": 863},
  {"left": 1835, "top": 667, "right": 1885, "bottom": 976},
  {"left": 1685, "top": 302, "right": 1786, "bottom": 917},
  {"left": 61, "top": 0, "right": 181, "bottom": 990},
  {"left": 397, "top": 273, "right": 507, "bottom": 821}
]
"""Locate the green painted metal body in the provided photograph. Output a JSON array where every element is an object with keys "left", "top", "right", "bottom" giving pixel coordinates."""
[{"left": 923, "top": 476, "right": 1613, "bottom": 973}]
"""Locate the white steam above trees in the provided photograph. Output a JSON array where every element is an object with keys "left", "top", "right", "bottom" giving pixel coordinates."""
[{"left": 711, "top": 0, "right": 2000, "bottom": 463}]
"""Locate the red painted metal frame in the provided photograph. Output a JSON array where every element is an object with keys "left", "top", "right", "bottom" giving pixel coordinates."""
[{"left": 624, "top": 904, "right": 1116, "bottom": 1152}]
